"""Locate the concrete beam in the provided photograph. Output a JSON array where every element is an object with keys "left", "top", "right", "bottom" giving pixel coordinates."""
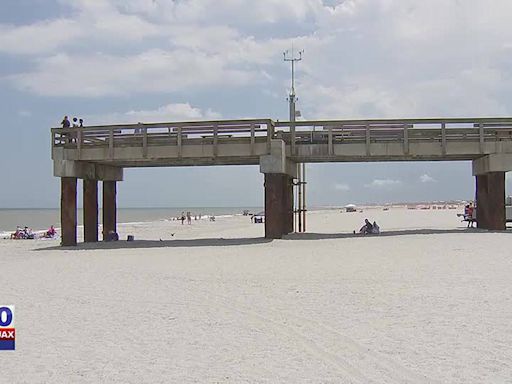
[
  {"left": 259, "top": 139, "right": 297, "bottom": 178},
  {"left": 96, "top": 164, "right": 124, "bottom": 181},
  {"left": 54, "top": 160, "right": 123, "bottom": 181},
  {"left": 472, "top": 154, "right": 512, "bottom": 176}
]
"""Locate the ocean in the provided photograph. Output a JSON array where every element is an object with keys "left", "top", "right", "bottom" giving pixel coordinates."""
[{"left": 0, "top": 207, "right": 262, "bottom": 233}]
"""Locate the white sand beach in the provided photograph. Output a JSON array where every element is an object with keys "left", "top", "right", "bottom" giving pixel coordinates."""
[{"left": 1, "top": 208, "right": 512, "bottom": 383}]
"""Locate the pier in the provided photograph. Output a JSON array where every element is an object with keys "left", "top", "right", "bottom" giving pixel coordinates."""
[{"left": 52, "top": 117, "right": 512, "bottom": 245}]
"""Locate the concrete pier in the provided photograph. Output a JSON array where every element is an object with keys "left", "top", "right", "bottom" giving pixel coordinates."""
[
  {"left": 52, "top": 118, "right": 512, "bottom": 244},
  {"left": 83, "top": 179, "right": 98, "bottom": 242},
  {"left": 476, "top": 172, "right": 505, "bottom": 230},
  {"left": 102, "top": 181, "right": 117, "bottom": 241},
  {"left": 60, "top": 177, "right": 77, "bottom": 246}
]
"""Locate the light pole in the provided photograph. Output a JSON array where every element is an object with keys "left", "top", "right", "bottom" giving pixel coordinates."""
[{"left": 283, "top": 47, "right": 306, "bottom": 232}]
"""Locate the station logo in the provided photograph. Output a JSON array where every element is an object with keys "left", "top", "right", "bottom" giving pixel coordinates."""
[{"left": 0, "top": 306, "right": 15, "bottom": 350}]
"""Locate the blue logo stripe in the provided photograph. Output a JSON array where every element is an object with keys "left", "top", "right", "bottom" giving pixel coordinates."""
[{"left": 0, "top": 340, "right": 15, "bottom": 350}]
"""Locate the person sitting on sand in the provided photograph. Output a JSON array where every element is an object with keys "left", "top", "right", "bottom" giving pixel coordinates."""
[
  {"left": 372, "top": 221, "right": 380, "bottom": 234},
  {"left": 10, "top": 226, "right": 22, "bottom": 239},
  {"left": 45, "top": 225, "right": 56, "bottom": 238},
  {"left": 105, "top": 230, "right": 119, "bottom": 242},
  {"left": 23, "top": 226, "right": 35, "bottom": 239},
  {"left": 359, "top": 219, "right": 373, "bottom": 235}
]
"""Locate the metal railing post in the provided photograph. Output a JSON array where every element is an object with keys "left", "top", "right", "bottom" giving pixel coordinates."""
[
  {"left": 108, "top": 128, "right": 114, "bottom": 159},
  {"left": 403, "top": 123, "right": 409, "bottom": 155},
  {"left": 441, "top": 122, "right": 447, "bottom": 156},
  {"left": 266, "top": 122, "right": 273, "bottom": 154},
  {"left": 142, "top": 127, "right": 148, "bottom": 158},
  {"left": 213, "top": 123, "right": 218, "bottom": 157},
  {"left": 177, "top": 125, "right": 182, "bottom": 158},
  {"left": 77, "top": 128, "right": 82, "bottom": 159},
  {"left": 365, "top": 125, "right": 371, "bottom": 156},
  {"left": 328, "top": 127, "right": 333, "bottom": 156},
  {"left": 250, "top": 123, "right": 255, "bottom": 156},
  {"left": 479, "top": 122, "right": 484, "bottom": 154}
]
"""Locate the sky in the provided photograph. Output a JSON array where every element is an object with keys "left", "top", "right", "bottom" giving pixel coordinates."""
[{"left": 1, "top": 0, "right": 512, "bottom": 208}]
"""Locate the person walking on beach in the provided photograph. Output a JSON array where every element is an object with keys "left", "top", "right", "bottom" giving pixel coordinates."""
[
  {"left": 187, "top": 211, "right": 192, "bottom": 225},
  {"left": 180, "top": 212, "right": 185, "bottom": 225}
]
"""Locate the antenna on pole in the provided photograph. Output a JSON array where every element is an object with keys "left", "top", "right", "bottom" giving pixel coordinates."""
[{"left": 283, "top": 47, "right": 303, "bottom": 97}]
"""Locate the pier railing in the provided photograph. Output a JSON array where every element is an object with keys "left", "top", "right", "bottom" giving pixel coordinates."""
[
  {"left": 52, "top": 117, "right": 512, "bottom": 162},
  {"left": 52, "top": 119, "right": 275, "bottom": 158},
  {"left": 274, "top": 117, "right": 512, "bottom": 156}
]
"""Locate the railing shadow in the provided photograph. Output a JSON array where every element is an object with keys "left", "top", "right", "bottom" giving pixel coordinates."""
[
  {"left": 284, "top": 228, "right": 511, "bottom": 240},
  {"left": 35, "top": 237, "right": 272, "bottom": 251}
]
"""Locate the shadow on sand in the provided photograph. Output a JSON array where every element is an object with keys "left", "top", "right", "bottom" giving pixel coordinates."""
[
  {"left": 284, "top": 227, "right": 512, "bottom": 240},
  {"left": 35, "top": 228, "right": 511, "bottom": 251},
  {"left": 35, "top": 237, "right": 273, "bottom": 251}
]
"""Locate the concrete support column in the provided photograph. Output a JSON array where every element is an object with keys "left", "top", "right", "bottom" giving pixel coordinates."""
[
  {"left": 260, "top": 140, "right": 297, "bottom": 239},
  {"left": 265, "top": 174, "right": 285, "bottom": 239},
  {"left": 264, "top": 174, "right": 294, "bottom": 238},
  {"left": 83, "top": 179, "right": 98, "bottom": 242},
  {"left": 61, "top": 177, "right": 77, "bottom": 246},
  {"left": 476, "top": 172, "right": 505, "bottom": 230},
  {"left": 103, "top": 181, "right": 117, "bottom": 241}
]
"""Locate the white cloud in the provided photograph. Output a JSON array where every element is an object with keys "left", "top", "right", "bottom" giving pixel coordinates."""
[
  {"left": 2, "top": 0, "right": 512, "bottom": 121},
  {"left": 0, "top": 19, "right": 83, "bottom": 55},
  {"left": 365, "top": 179, "right": 402, "bottom": 188},
  {"left": 420, "top": 174, "right": 436, "bottom": 183},
  {"left": 334, "top": 183, "right": 350, "bottom": 191},
  {"left": 85, "top": 102, "right": 221, "bottom": 125},
  {"left": 10, "top": 50, "right": 256, "bottom": 97}
]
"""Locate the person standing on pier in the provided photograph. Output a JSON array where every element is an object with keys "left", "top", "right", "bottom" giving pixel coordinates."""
[
  {"left": 61, "top": 116, "right": 70, "bottom": 128},
  {"left": 61, "top": 116, "right": 71, "bottom": 143}
]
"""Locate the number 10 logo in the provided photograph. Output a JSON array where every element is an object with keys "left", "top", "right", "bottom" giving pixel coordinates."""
[{"left": 0, "top": 306, "right": 15, "bottom": 351}]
